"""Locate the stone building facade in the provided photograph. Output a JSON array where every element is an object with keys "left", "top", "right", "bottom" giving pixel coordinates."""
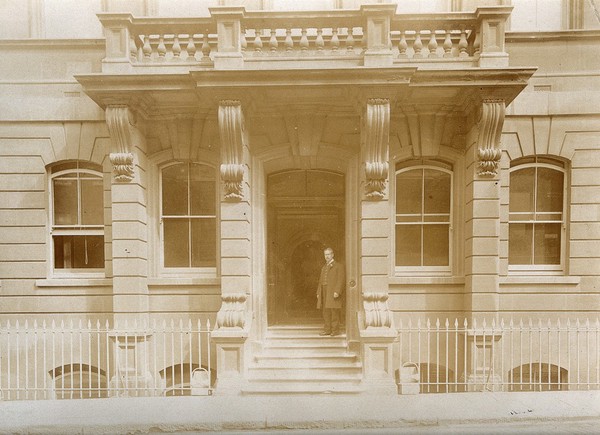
[{"left": 0, "top": 0, "right": 599, "bottom": 396}]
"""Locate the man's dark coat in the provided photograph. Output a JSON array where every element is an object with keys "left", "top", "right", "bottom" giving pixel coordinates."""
[{"left": 316, "top": 260, "right": 345, "bottom": 310}]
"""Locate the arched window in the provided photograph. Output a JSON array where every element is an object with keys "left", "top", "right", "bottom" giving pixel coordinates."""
[
  {"left": 160, "top": 162, "right": 217, "bottom": 270},
  {"left": 50, "top": 162, "right": 104, "bottom": 275},
  {"left": 50, "top": 363, "right": 108, "bottom": 399},
  {"left": 395, "top": 162, "right": 452, "bottom": 272},
  {"left": 509, "top": 157, "right": 566, "bottom": 271}
]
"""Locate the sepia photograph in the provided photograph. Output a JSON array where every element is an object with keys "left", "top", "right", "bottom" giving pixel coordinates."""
[{"left": 0, "top": 0, "right": 599, "bottom": 433}]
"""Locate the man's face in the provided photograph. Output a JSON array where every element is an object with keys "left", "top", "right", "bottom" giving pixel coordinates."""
[{"left": 324, "top": 249, "right": 334, "bottom": 263}]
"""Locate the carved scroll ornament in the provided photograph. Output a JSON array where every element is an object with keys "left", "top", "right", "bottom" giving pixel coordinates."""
[
  {"left": 106, "top": 106, "right": 135, "bottom": 182},
  {"left": 477, "top": 100, "right": 505, "bottom": 177},
  {"left": 218, "top": 100, "right": 246, "bottom": 201},
  {"left": 363, "top": 291, "right": 392, "bottom": 328},
  {"left": 364, "top": 99, "right": 390, "bottom": 199},
  {"left": 216, "top": 293, "right": 247, "bottom": 329}
]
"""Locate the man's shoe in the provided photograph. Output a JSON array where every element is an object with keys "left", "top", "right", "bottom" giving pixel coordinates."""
[
  {"left": 330, "top": 331, "right": 340, "bottom": 336},
  {"left": 319, "top": 331, "right": 331, "bottom": 336}
]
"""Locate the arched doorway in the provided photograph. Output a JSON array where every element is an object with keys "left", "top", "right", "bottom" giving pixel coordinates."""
[{"left": 267, "top": 170, "right": 345, "bottom": 325}]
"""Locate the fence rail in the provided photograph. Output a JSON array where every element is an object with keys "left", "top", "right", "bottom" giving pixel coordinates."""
[
  {"left": 397, "top": 318, "right": 600, "bottom": 393},
  {"left": 0, "top": 319, "right": 212, "bottom": 400}
]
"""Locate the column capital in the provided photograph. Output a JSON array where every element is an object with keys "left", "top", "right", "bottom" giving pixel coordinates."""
[
  {"left": 363, "top": 99, "right": 390, "bottom": 200},
  {"left": 477, "top": 99, "right": 505, "bottom": 177},
  {"left": 106, "top": 105, "right": 136, "bottom": 183}
]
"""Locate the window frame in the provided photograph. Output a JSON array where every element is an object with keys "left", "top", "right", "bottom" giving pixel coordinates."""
[
  {"left": 49, "top": 165, "right": 105, "bottom": 278},
  {"left": 394, "top": 163, "right": 453, "bottom": 276},
  {"left": 508, "top": 159, "right": 567, "bottom": 274},
  {"left": 158, "top": 161, "right": 218, "bottom": 276}
]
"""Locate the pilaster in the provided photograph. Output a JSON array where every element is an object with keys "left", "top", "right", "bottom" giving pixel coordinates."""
[
  {"left": 213, "top": 100, "right": 251, "bottom": 395},
  {"left": 359, "top": 98, "right": 396, "bottom": 394},
  {"left": 105, "top": 105, "right": 149, "bottom": 323},
  {"left": 464, "top": 100, "right": 505, "bottom": 317}
]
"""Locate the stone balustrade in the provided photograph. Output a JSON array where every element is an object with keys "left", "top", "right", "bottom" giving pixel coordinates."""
[{"left": 98, "top": 5, "right": 511, "bottom": 73}]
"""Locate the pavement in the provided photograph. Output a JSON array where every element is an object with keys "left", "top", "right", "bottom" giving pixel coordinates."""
[{"left": 0, "top": 391, "right": 599, "bottom": 434}]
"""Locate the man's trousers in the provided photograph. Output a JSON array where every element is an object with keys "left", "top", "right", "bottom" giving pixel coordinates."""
[{"left": 323, "top": 307, "right": 341, "bottom": 334}]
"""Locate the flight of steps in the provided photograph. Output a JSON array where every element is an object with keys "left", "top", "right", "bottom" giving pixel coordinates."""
[{"left": 242, "top": 325, "right": 364, "bottom": 395}]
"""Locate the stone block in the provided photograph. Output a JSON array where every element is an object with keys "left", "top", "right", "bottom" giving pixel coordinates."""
[
  {"left": 465, "top": 256, "right": 499, "bottom": 276},
  {"left": 221, "top": 257, "right": 251, "bottom": 276},
  {"left": 361, "top": 256, "right": 389, "bottom": 275},
  {"left": 465, "top": 237, "right": 500, "bottom": 257},
  {"left": 112, "top": 239, "right": 148, "bottom": 260},
  {"left": 361, "top": 219, "right": 390, "bottom": 238},
  {"left": 570, "top": 205, "right": 600, "bottom": 223},
  {"left": 361, "top": 275, "right": 389, "bottom": 293},
  {"left": 220, "top": 220, "right": 250, "bottom": 240},
  {"left": 112, "top": 258, "right": 148, "bottom": 278},
  {"left": 111, "top": 202, "right": 148, "bottom": 224},
  {"left": 0, "top": 191, "right": 45, "bottom": 209},
  {"left": 221, "top": 239, "right": 251, "bottom": 258},
  {"left": 362, "top": 237, "right": 391, "bottom": 256},
  {"left": 361, "top": 200, "right": 391, "bottom": 219}
]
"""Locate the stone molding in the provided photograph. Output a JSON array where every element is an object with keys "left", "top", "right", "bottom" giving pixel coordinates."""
[
  {"left": 218, "top": 100, "right": 246, "bottom": 201},
  {"left": 477, "top": 99, "right": 505, "bottom": 177},
  {"left": 106, "top": 105, "right": 135, "bottom": 182},
  {"left": 397, "top": 105, "right": 453, "bottom": 157},
  {"left": 363, "top": 291, "right": 392, "bottom": 328},
  {"left": 215, "top": 292, "right": 247, "bottom": 329},
  {"left": 364, "top": 98, "right": 390, "bottom": 200}
]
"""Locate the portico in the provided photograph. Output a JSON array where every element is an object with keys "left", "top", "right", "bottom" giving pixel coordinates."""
[{"left": 75, "top": 4, "right": 535, "bottom": 394}]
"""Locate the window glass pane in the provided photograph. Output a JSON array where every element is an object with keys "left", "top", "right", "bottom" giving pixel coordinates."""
[
  {"left": 509, "top": 168, "right": 535, "bottom": 213},
  {"left": 423, "top": 224, "right": 449, "bottom": 266},
  {"left": 395, "top": 224, "right": 421, "bottom": 266},
  {"left": 424, "top": 169, "right": 450, "bottom": 214},
  {"left": 163, "top": 219, "right": 189, "bottom": 267},
  {"left": 396, "top": 169, "right": 422, "bottom": 215},
  {"left": 509, "top": 223, "right": 533, "bottom": 265},
  {"left": 53, "top": 178, "right": 78, "bottom": 225},
  {"left": 190, "top": 164, "right": 215, "bottom": 216},
  {"left": 191, "top": 218, "right": 216, "bottom": 267},
  {"left": 162, "top": 164, "right": 188, "bottom": 216},
  {"left": 536, "top": 167, "right": 563, "bottom": 213},
  {"left": 534, "top": 223, "right": 561, "bottom": 265},
  {"left": 80, "top": 177, "right": 104, "bottom": 225},
  {"left": 53, "top": 235, "right": 104, "bottom": 269}
]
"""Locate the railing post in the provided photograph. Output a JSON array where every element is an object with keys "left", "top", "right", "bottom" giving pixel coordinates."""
[
  {"left": 475, "top": 6, "right": 512, "bottom": 68},
  {"left": 97, "top": 13, "right": 134, "bottom": 73},
  {"left": 209, "top": 6, "right": 245, "bottom": 69},
  {"left": 360, "top": 3, "right": 396, "bottom": 67}
]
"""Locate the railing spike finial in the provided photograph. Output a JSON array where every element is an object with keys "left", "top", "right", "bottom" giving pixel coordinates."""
[
  {"left": 482, "top": 318, "right": 487, "bottom": 328},
  {"left": 567, "top": 318, "right": 571, "bottom": 328},
  {"left": 52, "top": 319, "right": 56, "bottom": 329},
  {"left": 60, "top": 319, "right": 64, "bottom": 329},
  {"left": 519, "top": 318, "right": 523, "bottom": 328},
  {"left": 586, "top": 318, "right": 590, "bottom": 328},
  {"left": 463, "top": 318, "right": 468, "bottom": 328},
  {"left": 16, "top": 319, "right": 19, "bottom": 329},
  {"left": 206, "top": 318, "right": 211, "bottom": 330},
  {"left": 43, "top": 319, "right": 47, "bottom": 329},
  {"left": 25, "top": 319, "right": 29, "bottom": 329},
  {"left": 445, "top": 318, "right": 449, "bottom": 328},
  {"left": 473, "top": 318, "right": 477, "bottom": 329},
  {"left": 436, "top": 318, "right": 440, "bottom": 328},
  {"left": 491, "top": 318, "right": 496, "bottom": 328},
  {"left": 88, "top": 319, "right": 92, "bottom": 329}
]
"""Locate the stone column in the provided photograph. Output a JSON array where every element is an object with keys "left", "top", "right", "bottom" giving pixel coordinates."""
[
  {"left": 105, "top": 105, "right": 153, "bottom": 395},
  {"left": 211, "top": 100, "right": 251, "bottom": 395},
  {"left": 359, "top": 98, "right": 396, "bottom": 394},
  {"left": 463, "top": 99, "right": 505, "bottom": 389}
]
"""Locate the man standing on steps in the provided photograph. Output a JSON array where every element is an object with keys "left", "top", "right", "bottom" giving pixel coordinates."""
[{"left": 316, "top": 247, "right": 345, "bottom": 336}]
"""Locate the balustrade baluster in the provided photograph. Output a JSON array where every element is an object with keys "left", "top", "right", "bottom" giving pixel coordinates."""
[
  {"left": 300, "top": 28, "right": 309, "bottom": 53},
  {"left": 269, "top": 29, "right": 278, "bottom": 54},
  {"left": 186, "top": 36, "right": 197, "bottom": 61},
  {"left": 157, "top": 35, "right": 167, "bottom": 61},
  {"left": 331, "top": 28, "right": 339, "bottom": 54},
  {"left": 413, "top": 31, "right": 423, "bottom": 58},
  {"left": 241, "top": 28, "right": 247, "bottom": 53},
  {"left": 284, "top": 28, "right": 293, "bottom": 53},
  {"left": 316, "top": 28, "right": 324, "bottom": 54},
  {"left": 443, "top": 30, "right": 453, "bottom": 58},
  {"left": 458, "top": 28, "right": 468, "bottom": 58},
  {"left": 142, "top": 35, "right": 152, "bottom": 61},
  {"left": 172, "top": 35, "right": 182, "bottom": 61},
  {"left": 346, "top": 28, "right": 354, "bottom": 54},
  {"left": 398, "top": 31, "right": 408, "bottom": 58},
  {"left": 129, "top": 34, "right": 138, "bottom": 62},
  {"left": 200, "top": 33, "right": 211, "bottom": 65},
  {"left": 428, "top": 30, "right": 438, "bottom": 58},
  {"left": 254, "top": 29, "right": 263, "bottom": 55},
  {"left": 473, "top": 30, "right": 480, "bottom": 58}
]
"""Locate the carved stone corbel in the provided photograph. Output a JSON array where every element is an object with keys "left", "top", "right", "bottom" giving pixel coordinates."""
[
  {"left": 215, "top": 293, "right": 247, "bottom": 329},
  {"left": 477, "top": 100, "right": 505, "bottom": 177},
  {"left": 218, "top": 100, "right": 246, "bottom": 201},
  {"left": 363, "top": 291, "right": 392, "bottom": 328},
  {"left": 364, "top": 98, "right": 390, "bottom": 199},
  {"left": 106, "top": 106, "right": 136, "bottom": 182}
]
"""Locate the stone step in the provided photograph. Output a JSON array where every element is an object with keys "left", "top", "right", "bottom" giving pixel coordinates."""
[
  {"left": 264, "top": 337, "right": 348, "bottom": 347},
  {"left": 254, "top": 353, "right": 359, "bottom": 366},
  {"left": 266, "top": 326, "right": 346, "bottom": 338},
  {"left": 247, "top": 372, "right": 362, "bottom": 382},
  {"left": 249, "top": 364, "right": 362, "bottom": 376},
  {"left": 259, "top": 345, "right": 350, "bottom": 357},
  {"left": 241, "top": 382, "right": 364, "bottom": 395}
]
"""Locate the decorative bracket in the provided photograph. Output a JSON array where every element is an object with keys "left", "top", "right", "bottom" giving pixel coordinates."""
[
  {"left": 215, "top": 293, "right": 247, "bottom": 329},
  {"left": 363, "top": 291, "right": 392, "bottom": 328},
  {"left": 218, "top": 100, "right": 246, "bottom": 201},
  {"left": 477, "top": 100, "right": 505, "bottom": 177},
  {"left": 106, "top": 105, "right": 135, "bottom": 182},
  {"left": 364, "top": 98, "right": 390, "bottom": 199}
]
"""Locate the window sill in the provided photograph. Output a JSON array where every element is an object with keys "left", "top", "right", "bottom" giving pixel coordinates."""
[
  {"left": 147, "top": 277, "right": 220, "bottom": 287},
  {"left": 36, "top": 278, "right": 112, "bottom": 287},
  {"left": 500, "top": 276, "right": 581, "bottom": 286},
  {"left": 389, "top": 276, "right": 465, "bottom": 286}
]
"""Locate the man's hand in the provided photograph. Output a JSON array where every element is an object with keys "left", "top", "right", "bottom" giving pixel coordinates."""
[{"left": 333, "top": 292, "right": 339, "bottom": 299}]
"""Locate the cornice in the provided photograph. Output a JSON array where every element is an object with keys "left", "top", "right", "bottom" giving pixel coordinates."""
[
  {"left": 506, "top": 29, "right": 600, "bottom": 42},
  {"left": 0, "top": 38, "right": 105, "bottom": 48}
]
